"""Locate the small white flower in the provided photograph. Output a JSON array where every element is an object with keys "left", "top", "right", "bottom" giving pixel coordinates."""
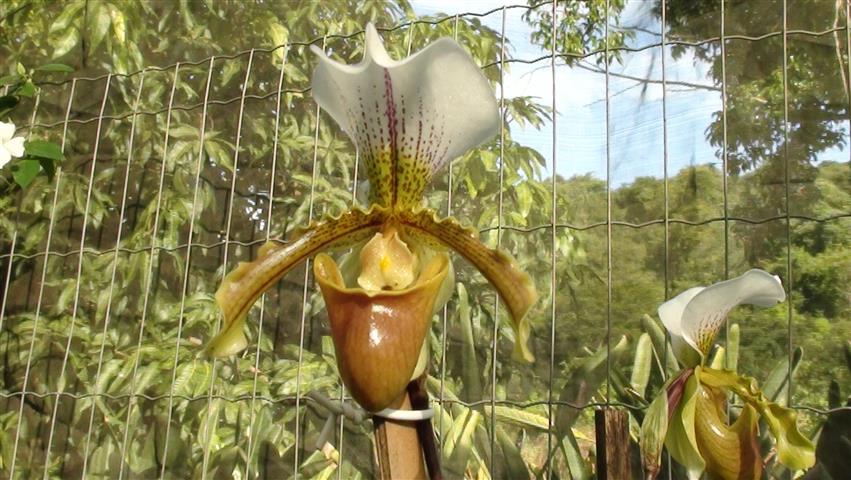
[{"left": 0, "top": 121, "right": 26, "bottom": 169}]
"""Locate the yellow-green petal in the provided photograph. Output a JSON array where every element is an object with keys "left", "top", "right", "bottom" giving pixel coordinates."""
[
  {"left": 666, "top": 368, "right": 706, "bottom": 479},
  {"left": 700, "top": 367, "right": 815, "bottom": 471},
  {"left": 693, "top": 384, "right": 762, "bottom": 480},
  {"left": 205, "top": 207, "right": 388, "bottom": 357},
  {"left": 398, "top": 208, "right": 538, "bottom": 362}
]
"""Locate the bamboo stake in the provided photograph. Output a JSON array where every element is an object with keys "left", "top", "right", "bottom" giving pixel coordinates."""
[
  {"left": 373, "top": 392, "right": 427, "bottom": 479},
  {"left": 373, "top": 378, "right": 442, "bottom": 479}
]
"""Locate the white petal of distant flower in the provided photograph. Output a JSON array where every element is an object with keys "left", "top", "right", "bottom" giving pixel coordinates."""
[
  {"left": 658, "top": 287, "right": 704, "bottom": 367},
  {"left": 5, "top": 136, "right": 25, "bottom": 158},
  {"left": 0, "top": 147, "right": 10, "bottom": 169},
  {"left": 311, "top": 23, "right": 499, "bottom": 208},
  {"left": 0, "top": 121, "right": 15, "bottom": 142},
  {"left": 681, "top": 269, "right": 785, "bottom": 362}
]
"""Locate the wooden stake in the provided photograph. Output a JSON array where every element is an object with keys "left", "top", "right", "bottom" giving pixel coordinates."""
[
  {"left": 595, "top": 409, "right": 631, "bottom": 480},
  {"left": 373, "top": 378, "right": 442, "bottom": 479},
  {"left": 407, "top": 378, "right": 442, "bottom": 479},
  {"left": 373, "top": 392, "right": 427, "bottom": 480}
]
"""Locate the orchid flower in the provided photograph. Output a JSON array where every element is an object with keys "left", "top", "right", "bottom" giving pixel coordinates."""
[
  {"left": 0, "top": 121, "right": 26, "bottom": 169},
  {"left": 640, "top": 269, "right": 815, "bottom": 480},
  {"left": 206, "top": 24, "right": 537, "bottom": 412}
]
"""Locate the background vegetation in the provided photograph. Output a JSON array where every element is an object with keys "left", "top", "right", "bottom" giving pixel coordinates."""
[{"left": 0, "top": 0, "right": 848, "bottom": 478}]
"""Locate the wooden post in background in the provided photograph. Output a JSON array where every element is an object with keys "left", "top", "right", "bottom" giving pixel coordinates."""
[{"left": 595, "top": 409, "right": 631, "bottom": 480}]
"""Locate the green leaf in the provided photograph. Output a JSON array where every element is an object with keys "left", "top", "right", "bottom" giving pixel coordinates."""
[
  {"left": 700, "top": 367, "right": 815, "bottom": 471},
  {"left": 496, "top": 426, "right": 529, "bottom": 479},
  {"left": 445, "top": 409, "right": 480, "bottom": 476},
  {"left": 0, "top": 95, "right": 19, "bottom": 113},
  {"left": 49, "top": 1, "right": 84, "bottom": 33},
  {"left": 815, "top": 395, "right": 851, "bottom": 479},
  {"left": 665, "top": 369, "right": 705, "bottom": 478},
  {"left": 89, "top": 2, "right": 112, "bottom": 52},
  {"left": 456, "top": 283, "right": 482, "bottom": 401},
  {"left": 641, "top": 314, "right": 679, "bottom": 375},
  {"left": 708, "top": 346, "right": 726, "bottom": 370},
  {"left": 560, "top": 430, "right": 591, "bottom": 480},
  {"left": 554, "top": 335, "right": 628, "bottom": 435},
  {"left": 844, "top": 340, "right": 851, "bottom": 373},
  {"left": 38, "top": 157, "right": 57, "bottom": 181},
  {"left": 35, "top": 63, "right": 74, "bottom": 73},
  {"left": 0, "top": 75, "right": 20, "bottom": 86},
  {"left": 18, "top": 81, "right": 36, "bottom": 98},
  {"left": 169, "top": 125, "right": 199, "bottom": 139},
  {"left": 631, "top": 333, "right": 652, "bottom": 397},
  {"left": 727, "top": 322, "right": 740, "bottom": 373},
  {"left": 827, "top": 379, "right": 840, "bottom": 409},
  {"left": 640, "top": 385, "right": 669, "bottom": 479},
  {"left": 25, "top": 140, "right": 63, "bottom": 161},
  {"left": 492, "top": 405, "right": 548, "bottom": 431},
  {"left": 762, "top": 346, "right": 803, "bottom": 404},
  {"left": 12, "top": 159, "right": 41, "bottom": 188},
  {"left": 268, "top": 21, "right": 289, "bottom": 63},
  {"left": 442, "top": 407, "right": 468, "bottom": 458},
  {"left": 109, "top": 7, "right": 126, "bottom": 43},
  {"left": 51, "top": 27, "right": 80, "bottom": 59},
  {"left": 220, "top": 59, "right": 241, "bottom": 87}
]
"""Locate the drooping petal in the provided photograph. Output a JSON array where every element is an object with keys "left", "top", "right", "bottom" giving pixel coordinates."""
[
  {"left": 658, "top": 287, "right": 704, "bottom": 367},
  {"left": 693, "top": 384, "right": 762, "bottom": 480},
  {"left": 314, "top": 252, "right": 450, "bottom": 411},
  {"left": 640, "top": 368, "right": 694, "bottom": 479},
  {"left": 398, "top": 208, "right": 538, "bottom": 361},
  {"left": 205, "top": 207, "right": 388, "bottom": 357},
  {"left": 6, "top": 136, "right": 25, "bottom": 158},
  {"left": 700, "top": 367, "right": 815, "bottom": 471},
  {"left": 311, "top": 23, "right": 499, "bottom": 209},
  {"left": 680, "top": 269, "right": 785, "bottom": 361},
  {"left": 665, "top": 369, "right": 706, "bottom": 480}
]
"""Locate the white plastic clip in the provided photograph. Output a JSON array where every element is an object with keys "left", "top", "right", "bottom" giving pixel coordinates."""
[{"left": 373, "top": 406, "right": 435, "bottom": 421}]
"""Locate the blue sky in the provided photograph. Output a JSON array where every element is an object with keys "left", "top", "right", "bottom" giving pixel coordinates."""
[{"left": 411, "top": 0, "right": 848, "bottom": 186}]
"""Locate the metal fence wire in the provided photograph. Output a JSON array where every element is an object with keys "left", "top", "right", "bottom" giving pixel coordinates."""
[{"left": 1, "top": 0, "right": 850, "bottom": 478}]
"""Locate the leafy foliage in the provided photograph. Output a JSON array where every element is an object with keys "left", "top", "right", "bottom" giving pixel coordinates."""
[{"left": 0, "top": 62, "right": 68, "bottom": 191}]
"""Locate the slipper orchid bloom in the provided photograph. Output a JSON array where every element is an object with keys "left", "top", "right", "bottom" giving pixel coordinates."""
[
  {"left": 641, "top": 269, "right": 815, "bottom": 480},
  {"left": 206, "top": 24, "right": 537, "bottom": 412}
]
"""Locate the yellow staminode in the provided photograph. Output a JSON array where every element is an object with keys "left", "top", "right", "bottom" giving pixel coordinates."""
[{"left": 357, "top": 227, "right": 418, "bottom": 292}]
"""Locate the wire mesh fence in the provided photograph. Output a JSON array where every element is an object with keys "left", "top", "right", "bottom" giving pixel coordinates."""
[{"left": 1, "top": 0, "right": 850, "bottom": 478}]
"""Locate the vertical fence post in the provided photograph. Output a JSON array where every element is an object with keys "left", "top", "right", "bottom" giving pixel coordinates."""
[{"left": 595, "top": 409, "right": 631, "bottom": 480}]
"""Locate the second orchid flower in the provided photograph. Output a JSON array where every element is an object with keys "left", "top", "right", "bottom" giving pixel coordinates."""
[{"left": 641, "top": 270, "right": 815, "bottom": 480}]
